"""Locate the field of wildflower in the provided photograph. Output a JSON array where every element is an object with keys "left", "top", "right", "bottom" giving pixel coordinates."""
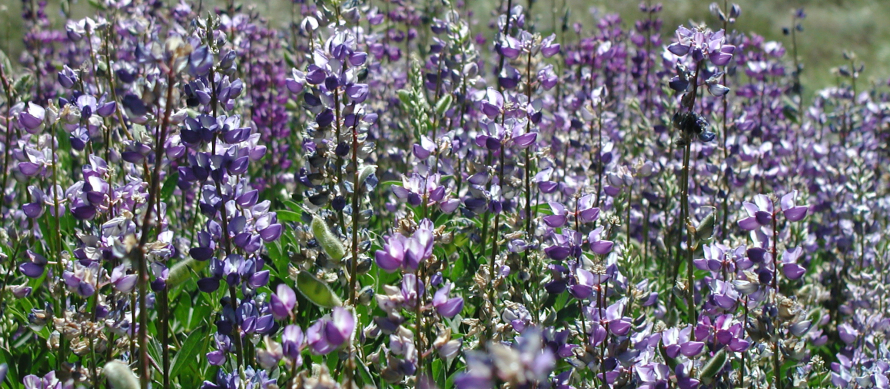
[{"left": 0, "top": 0, "right": 887, "bottom": 388}]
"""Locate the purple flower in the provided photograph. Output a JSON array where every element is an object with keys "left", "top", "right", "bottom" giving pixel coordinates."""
[
  {"left": 375, "top": 219, "right": 435, "bottom": 272},
  {"left": 412, "top": 135, "right": 436, "bottom": 160},
  {"left": 543, "top": 202, "right": 569, "bottom": 227},
  {"left": 433, "top": 282, "right": 464, "bottom": 318},
  {"left": 662, "top": 326, "right": 705, "bottom": 358},
  {"left": 695, "top": 315, "right": 749, "bottom": 352},
  {"left": 281, "top": 325, "right": 304, "bottom": 364},
  {"left": 110, "top": 264, "right": 137, "bottom": 293},
  {"left": 23, "top": 186, "right": 47, "bottom": 218},
  {"left": 392, "top": 174, "right": 460, "bottom": 213},
  {"left": 58, "top": 65, "right": 78, "bottom": 89},
  {"left": 307, "top": 307, "right": 355, "bottom": 354},
  {"left": 454, "top": 352, "right": 494, "bottom": 389},
  {"left": 667, "top": 26, "right": 735, "bottom": 66},
  {"left": 569, "top": 268, "right": 609, "bottom": 299},
  {"left": 708, "top": 279, "right": 740, "bottom": 310},
  {"left": 256, "top": 338, "right": 283, "bottom": 370},
  {"left": 24, "top": 371, "right": 69, "bottom": 389},
  {"left": 781, "top": 247, "right": 806, "bottom": 280},
  {"left": 738, "top": 194, "right": 773, "bottom": 231},
  {"left": 401, "top": 274, "right": 425, "bottom": 309},
  {"left": 497, "top": 36, "right": 522, "bottom": 59},
  {"left": 376, "top": 234, "right": 409, "bottom": 272},
  {"left": 588, "top": 227, "right": 614, "bottom": 255},
  {"left": 588, "top": 301, "right": 633, "bottom": 336},
  {"left": 537, "top": 65, "right": 558, "bottom": 90},
  {"left": 780, "top": 190, "right": 808, "bottom": 222},
  {"left": 838, "top": 323, "right": 858, "bottom": 344},
  {"left": 543, "top": 195, "right": 600, "bottom": 228},
  {"left": 19, "top": 251, "right": 47, "bottom": 278},
  {"left": 238, "top": 301, "right": 274, "bottom": 335},
  {"left": 207, "top": 334, "right": 231, "bottom": 366},
  {"left": 476, "top": 88, "right": 504, "bottom": 119},
  {"left": 18, "top": 102, "right": 45, "bottom": 133},
  {"left": 637, "top": 363, "right": 671, "bottom": 389},
  {"left": 541, "top": 34, "right": 561, "bottom": 57},
  {"left": 694, "top": 243, "right": 727, "bottom": 272},
  {"left": 544, "top": 230, "right": 584, "bottom": 260},
  {"left": 674, "top": 362, "right": 701, "bottom": 389},
  {"left": 270, "top": 284, "right": 297, "bottom": 320},
  {"left": 286, "top": 69, "right": 305, "bottom": 94},
  {"left": 474, "top": 120, "right": 537, "bottom": 151},
  {"left": 62, "top": 261, "right": 100, "bottom": 297}
]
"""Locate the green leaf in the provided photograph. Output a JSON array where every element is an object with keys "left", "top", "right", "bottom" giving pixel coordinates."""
[
  {"left": 0, "top": 50, "right": 13, "bottom": 82},
  {"left": 267, "top": 241, "right": 286, "bottom": 268},
  {"left": 283, "top": 51, "right": 296, "bottom": 69},
  {"left": 397, "top": 90, "right": 413, "bottom": 105},
  {"left": 277, "top": 210, "right": 303, "bottom": 222},
  {"left": 87, "top": 0, "right": 107, "bottom": 9},
  {"left": 187, "top": 300, "right": 213, "bottom": 331},
  {"left": 378, "top": 180, "right": 401, "bottom": 188},
  {"left": 170, "top": 326, "right": 210, "bottom": 379},
  {"left": 295, "top": 271, "right": 342, "bottom": 308},
  {"left": 161, "top": 172, "right": 179, "bottom": 203},
  {"left": 13, "top": 72, "right": 34, "bottom": 97},
  {"left": 694, "top": 206, "right": 716, "bottom": 243},
  {"left": 0, "top": 347, "right": 17, "bottom": 386},
  {"left": 435, "top": 94, "right": 453, "bottom": 116},
  {"left": 354, "top": 355, "right": 376, "bottom": 387},
  {"left": 699, "top": 349, "right": 727, "bottom": 379},
  {"left": 282, "top": 199, "right": 308, "bottom": 214},
  {"left": 357, "top": 164, "right": 377, "bottom": 187},
  {"left": 166, "top": 258, "right": 207, "bottom": 289}
]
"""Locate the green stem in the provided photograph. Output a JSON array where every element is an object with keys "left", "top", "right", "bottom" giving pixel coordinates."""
[
  {"left": 678, "top": 62, "right": 702, "bottom": 325},
  {"left": 349, "top": 119, "right": 361, "bottom": 305},
  {"left": 0, "top": 59, "right": 14, "bottom": 224},
  {"left": 771, "top": 211, "right": 782, "bottom": 389},
  {"left": 160, "top": 287, "right": 170, "bottom": 389},
  {"left": 135, "top": 70, "right": 176, "bottom": 389}
]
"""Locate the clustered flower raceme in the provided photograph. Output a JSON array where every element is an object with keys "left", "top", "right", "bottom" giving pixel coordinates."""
[{"left": 0, "top": 0, "right": 886, "bottom": 389}]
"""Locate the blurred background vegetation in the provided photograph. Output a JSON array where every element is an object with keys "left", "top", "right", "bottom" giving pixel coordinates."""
[{"left": 1, "top": 0, "right": 888, "bottom": 97}]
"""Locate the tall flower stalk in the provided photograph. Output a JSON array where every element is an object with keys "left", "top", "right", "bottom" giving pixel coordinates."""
[{"left": 666, "top": 23, "right": 733, "bottom": 323}]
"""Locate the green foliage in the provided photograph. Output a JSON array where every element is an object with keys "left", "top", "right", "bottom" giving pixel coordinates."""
[
  {"left": 311, "top": 215, "right": 346, "bottom": 262},
  {"left": 295, "top": 271, "right": 343, "bottom": 308}
]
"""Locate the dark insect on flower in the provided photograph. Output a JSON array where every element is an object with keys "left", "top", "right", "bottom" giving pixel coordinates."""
[{"left": 672, "top": 111, "right": 715, "bottom": 143}]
